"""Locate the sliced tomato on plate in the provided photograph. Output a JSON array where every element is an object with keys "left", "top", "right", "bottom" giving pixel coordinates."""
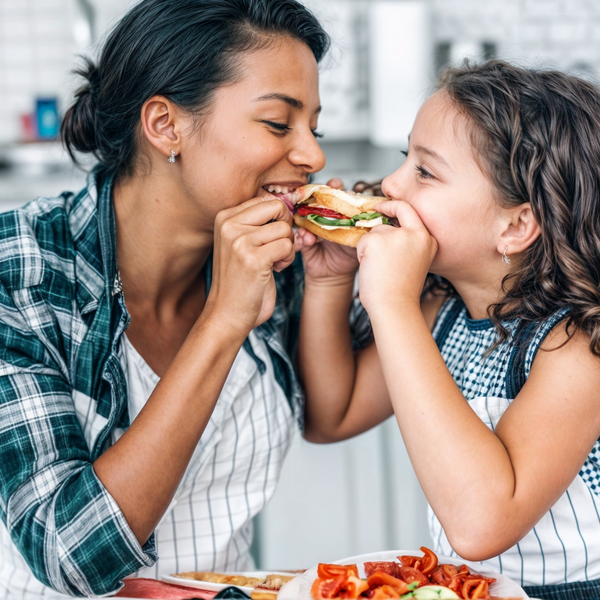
[
  {"left": 311, "top": 576, "right": 345, "bottom": 599},
  {"left": 397, "top": 566, "right": 429, "bottom": 588},
  {"left": 462, "top": 578, "right": 490, "bottom": 599},
  {"left": 339, "top": 575, "right": 369, "bottom": 599},
  {"left": 364, "top": 562, "right": 399, "bottom": 579},
  {"left": 366, "top": 572, "right": 409, "bottom": 595},
  {"left": 296, "top": 205, "right": 346, "bottom": 219},
  {"left": 317, "top": 564, "right": 359, "bottom": 579},
  {"left": 369, "top": 584, "right": 402, "bottom": 600},
  {"left": 398, "top": 546, "right": 438, "bottom": 575}
]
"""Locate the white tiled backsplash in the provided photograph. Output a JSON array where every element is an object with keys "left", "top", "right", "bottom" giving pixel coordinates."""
[
  {"left": 431, "top": 0, "right": 600, "bottom": 76},
  {"left": 1, "top": 0, "right": 600, "bottom": 144}
]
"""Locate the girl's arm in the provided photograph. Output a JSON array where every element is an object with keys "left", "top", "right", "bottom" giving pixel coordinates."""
[
  {"left": 358, "top": 200, "right": 600, "bottom": 561},
  {"left": 296, "top": 177, "right": 394, "bottom": 442},
  {"left": 299, "top": 270, "right": 393, "bottom": 443},
  {"left": 299, "top": 272, "right": 447, "bottom": 443}
]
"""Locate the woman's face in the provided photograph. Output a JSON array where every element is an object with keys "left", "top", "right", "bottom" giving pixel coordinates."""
[
  {"left": 180, "top": 37, "right": 325, "bottom": 219},
  {"left": 381, "top": 91, "right": 504, "bottom": 283}
]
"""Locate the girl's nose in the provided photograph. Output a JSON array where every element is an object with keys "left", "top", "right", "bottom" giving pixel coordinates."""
[{"left": 382, "top": 168, "right": 403, "bottom": 200}]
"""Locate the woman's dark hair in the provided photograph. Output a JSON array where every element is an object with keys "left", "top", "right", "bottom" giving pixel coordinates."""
[
  {"left": 434, "top": 60, "right": 600, "bottom": 356},
  {"left": 61, "top": 0, "right": 330, "bottom": 178}
]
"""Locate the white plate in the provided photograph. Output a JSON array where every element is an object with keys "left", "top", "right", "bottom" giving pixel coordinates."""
[
  {"left": 162, "top": 571, "right": 292, "bottom": 594},
  {"left": 278, "top": 550, "right": 529, "bottom": 599}
]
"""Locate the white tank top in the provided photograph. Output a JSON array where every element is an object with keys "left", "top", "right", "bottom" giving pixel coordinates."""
[{"left": 115, "top": 331, "right": 295, "bottom": 576}]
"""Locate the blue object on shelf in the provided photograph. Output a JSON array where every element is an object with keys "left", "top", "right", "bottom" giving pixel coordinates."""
[{"left": 36, "top": 97, "right": 60, "bottom": 139}]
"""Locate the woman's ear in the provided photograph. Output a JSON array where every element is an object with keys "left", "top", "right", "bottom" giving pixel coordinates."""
[
  {"left": 498, "top": 203, "right": 541, "bottom": 259},
  {"left": 140, "top": 95, "right": 182, "bottom": 161}
]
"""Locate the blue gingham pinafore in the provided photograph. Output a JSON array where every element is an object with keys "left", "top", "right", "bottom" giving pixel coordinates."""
[{"left": 429, "top": 297, "right": 600, "bottom": 600}]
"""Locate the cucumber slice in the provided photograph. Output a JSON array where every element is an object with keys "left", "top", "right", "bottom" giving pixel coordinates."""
[
  {"left": 411, "top": 585, "right": 460, "bottom": 599},
  {"left": 307, "top": 214, "right": 355, "bottom": 227}
]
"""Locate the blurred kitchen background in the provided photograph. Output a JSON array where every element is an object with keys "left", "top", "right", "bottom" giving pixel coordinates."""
[{"left": 1, "top": 0, "right": 600, "bottom": 569}]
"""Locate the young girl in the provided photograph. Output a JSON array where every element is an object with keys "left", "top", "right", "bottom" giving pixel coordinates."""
[{"left": 297, "top": 61, "right": 600, "bottom": 600}]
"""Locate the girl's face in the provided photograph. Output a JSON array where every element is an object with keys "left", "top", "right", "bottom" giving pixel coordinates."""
[
  {"left": 381, "top": 91, "right": 505, "bottom": 283},
  {"left": 179, "top": 37, "right": 325, "bottom": 220}
]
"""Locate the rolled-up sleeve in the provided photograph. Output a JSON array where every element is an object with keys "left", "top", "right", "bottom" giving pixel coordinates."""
[{"left": 0, "top": 291, "right": 157, "bottom": 596}]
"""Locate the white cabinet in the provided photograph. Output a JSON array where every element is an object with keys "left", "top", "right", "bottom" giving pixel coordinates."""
[{"left": 256, "top": 418, "right": 432, "bottom": 569}]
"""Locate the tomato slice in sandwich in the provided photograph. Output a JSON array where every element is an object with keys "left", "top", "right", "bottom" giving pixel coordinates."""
[{"left": 296, "top": 205, "right": 346, "bottom": 219}]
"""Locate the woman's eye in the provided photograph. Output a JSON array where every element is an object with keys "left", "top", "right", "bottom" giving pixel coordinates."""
[
  {"left": 415, "top": 165, "right": 433, "bottom": 180},
  {"left": 312, "top": 130, "right": 324, "bottom": 139},
  {"left": 263, "top": 120, "right": 291, "bottom": 133}
]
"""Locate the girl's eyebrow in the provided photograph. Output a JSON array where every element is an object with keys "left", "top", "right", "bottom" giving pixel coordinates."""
[{"left": 413, "top": 143, "right": 450, "bottom": 168}]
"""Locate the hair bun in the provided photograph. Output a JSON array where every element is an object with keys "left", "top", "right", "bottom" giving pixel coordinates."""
[{"left": 61, "top": 57, "right": 101, "bottom": 157}]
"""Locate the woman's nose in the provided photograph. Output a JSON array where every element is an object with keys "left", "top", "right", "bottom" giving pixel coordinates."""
[{"left": 289, "top": 133, "right": 326, "bottom": 173}]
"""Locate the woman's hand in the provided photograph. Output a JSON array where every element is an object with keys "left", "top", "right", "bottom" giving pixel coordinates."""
[
  {"left": 207, "top": 196, "right": 295, "bottom": 336},
  {"left": 357, "top": 200, "right": 437, "bottom": 314},
  {"left": 295, "top": 178, "right": 359, "bottom": 286}
]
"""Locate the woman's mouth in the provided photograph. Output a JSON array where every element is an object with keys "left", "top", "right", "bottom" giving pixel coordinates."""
[{"left": 262, "top": 185, "right": 304, "bottom": 214}]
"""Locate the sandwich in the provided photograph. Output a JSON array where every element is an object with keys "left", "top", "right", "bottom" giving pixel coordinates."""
[
  {"left": 292, "top": 184, "right": 389, "bottom": 247},
  {"left": 250, "top": 574, "right": 296, "bottom": 600}
]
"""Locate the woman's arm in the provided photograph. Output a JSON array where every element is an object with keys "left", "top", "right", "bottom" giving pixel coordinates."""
[
  {"left": 94, "top": 197, "right": 295, "bottom": 545},
  {"left": 0, "top": 195, "right": 294, "bottom": 598}
]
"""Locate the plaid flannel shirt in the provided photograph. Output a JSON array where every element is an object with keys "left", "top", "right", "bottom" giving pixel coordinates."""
[{"left": 0, "top": 168, "right": 372, "bottom": 597}]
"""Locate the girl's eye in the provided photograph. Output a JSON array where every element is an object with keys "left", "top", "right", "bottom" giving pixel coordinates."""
[
  {"left": 415, "top": 164, "right": 433, "bottom": 180},
  {"left": 312, "top": 130, "right": 324, "bottom": 139},
  {"left": 263, "top": 121, "right": 291, "bottom": 133}
]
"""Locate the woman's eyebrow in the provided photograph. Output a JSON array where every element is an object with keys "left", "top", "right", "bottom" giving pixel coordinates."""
[
  {"left": 255, "top": 93, "right": 322, "bottom": 114},
  {"left": 413, "top": 143, "right": 450, "bottom": 168}
]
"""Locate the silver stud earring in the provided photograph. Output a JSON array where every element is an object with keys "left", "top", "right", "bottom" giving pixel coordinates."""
[
  {"left": 168, "top": 150, "right": 176, "bottom": 163},
  {"left": 502, "top": 245, "right": 511, "bottom": 264}
]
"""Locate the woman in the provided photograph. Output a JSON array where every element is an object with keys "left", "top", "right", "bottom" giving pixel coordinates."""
[{"left": 0, "top": 1, "right": 368, "bottom": 596}]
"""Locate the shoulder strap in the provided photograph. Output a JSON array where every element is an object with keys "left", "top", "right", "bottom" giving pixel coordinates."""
[
  {"left": 434, "top": 297, "right": 465, "bottom": 352},
  {"left": 505, "top": 311, "right": 569, "bottom": 398},
  {"left": 505, "top": 321, "right": 538, "bottom": 399}
]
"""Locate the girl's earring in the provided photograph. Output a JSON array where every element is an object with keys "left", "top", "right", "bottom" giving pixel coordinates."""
[
  {"left": 168, "top": 150, "right": 176, "bottom": 163},
  {"left": 502, "top": 245, "right": 511, "bottom": 264}
]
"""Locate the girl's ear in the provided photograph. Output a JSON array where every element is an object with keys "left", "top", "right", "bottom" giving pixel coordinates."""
[
  {"left": 498, "top": 203, "right": 541, "bottom": 259},
  {"left": 140, "top": 95, "right": 182, "bottom": 161}
]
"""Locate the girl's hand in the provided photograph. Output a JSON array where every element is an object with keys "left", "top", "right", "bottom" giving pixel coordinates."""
[
  {"left": 207, "top": 196, "right": 295, "bottom": 337},
  {"left": 356, "top": 200, "right": 438, "bottom": 314},
  {"left": 295, "top": 177, "right": 359, "bottom": 286}
]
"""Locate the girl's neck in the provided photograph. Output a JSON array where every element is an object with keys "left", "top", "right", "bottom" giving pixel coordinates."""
[
  {"left": 113, "top": 174, "right": 214, "bottom": 316},
  {"left": 447, "top": 277, "right": 507, "bottom": 321}
]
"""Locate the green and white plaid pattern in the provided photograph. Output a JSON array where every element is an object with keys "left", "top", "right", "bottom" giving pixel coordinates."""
[{"left": 0, "top": 169, "right": 371, "bottom": 597}]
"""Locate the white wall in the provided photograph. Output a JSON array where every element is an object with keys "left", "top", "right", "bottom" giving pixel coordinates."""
[{"left": 256, "top": 419, "right": 432, "bottom": 570}]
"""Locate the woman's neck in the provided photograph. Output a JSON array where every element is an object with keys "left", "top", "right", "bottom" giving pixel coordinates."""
[{"left": 113, "top": 174, "right": 213, "bottom": 318}]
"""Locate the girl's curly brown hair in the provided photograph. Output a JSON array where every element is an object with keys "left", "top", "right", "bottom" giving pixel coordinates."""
[{"left": 431, "top": 59, "right": 600, "bottom": 355}]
